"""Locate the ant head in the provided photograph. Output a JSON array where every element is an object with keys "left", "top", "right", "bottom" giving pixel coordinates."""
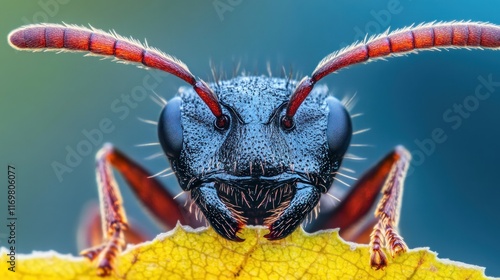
[{"left": 158, "top": 76, "right": 351, "bottom": 187}]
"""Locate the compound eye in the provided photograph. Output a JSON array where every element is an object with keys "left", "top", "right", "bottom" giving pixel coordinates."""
[
  {"left": 158, "top": 97, "right": 183, "bottom": 159},
  {"left": 326, "top": 96, "right": 352, "bottom": 156}
]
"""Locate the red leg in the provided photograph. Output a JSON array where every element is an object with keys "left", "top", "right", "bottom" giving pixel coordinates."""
[
  {"left": 101, "top": 144, "right": 194, "bottom": 227},
  {"left": 308, "top": 146, "right": 411, "bottom": 269},
  {"left": 369, "top": 146, "right": 411, "bottom": 269},
  {"left": 77, "top": 201, "right": 150, "bottom": 251},
  {"left": 80, "top": 143, "right": 189, "bottom": 276}
]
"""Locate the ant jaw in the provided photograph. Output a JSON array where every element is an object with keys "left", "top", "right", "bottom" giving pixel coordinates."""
[
  {"left": 191, "top": 183, "right": 245, "bottom": 242},
  {"left": 263, "top": 183, "right": 321, "bottom": 240}
]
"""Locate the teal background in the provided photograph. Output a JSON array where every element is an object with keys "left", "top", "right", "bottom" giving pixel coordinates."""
[{"left": 1, "top": 0, "right": 499, "bottom": 276}]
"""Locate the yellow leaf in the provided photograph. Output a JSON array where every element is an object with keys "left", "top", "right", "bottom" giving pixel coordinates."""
[{"left": 0, "top": 225, "right": 493, "bottom": 279}]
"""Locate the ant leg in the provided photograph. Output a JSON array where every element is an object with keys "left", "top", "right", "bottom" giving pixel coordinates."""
[
  {"left": 369, "top": 146, "right": 411, "bottom": 269},
  {"left": 308, "top": 146, "right": 411, "bottom": 269},
  {"left": 77, "top": 201, "right": 149, "bottom": 251},
  {"left": 80, "top": 143, "right": 189, "bottom": 276}
]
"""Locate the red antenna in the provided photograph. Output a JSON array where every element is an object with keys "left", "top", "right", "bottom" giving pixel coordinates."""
[
  {"left": 8, "top": 23, "right": 229, "bottom": 128},
  {"left": 282, "top": 21, "right": 500, "bottom": 129}
]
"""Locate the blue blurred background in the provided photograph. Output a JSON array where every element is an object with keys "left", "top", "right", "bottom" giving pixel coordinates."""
[{"left": 1, "top": 0, "right": 499, "bottom": 276}]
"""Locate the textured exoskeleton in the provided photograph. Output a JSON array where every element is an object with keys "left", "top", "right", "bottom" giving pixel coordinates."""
[{"left": 8, "top": 21, "right": 500, "bottom": 276}]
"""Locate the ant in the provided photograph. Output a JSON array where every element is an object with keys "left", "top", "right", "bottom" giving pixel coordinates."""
[{"left": 8, "top": 21, "right": 500, "bottom": 276}]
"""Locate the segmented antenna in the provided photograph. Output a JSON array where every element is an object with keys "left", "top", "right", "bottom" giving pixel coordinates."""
[
  {"left": 8, "top": 23, "right": 228, "bottom": 127},
  {"left": 282, "top": 21, "right": 500, "bottom": 128}
]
